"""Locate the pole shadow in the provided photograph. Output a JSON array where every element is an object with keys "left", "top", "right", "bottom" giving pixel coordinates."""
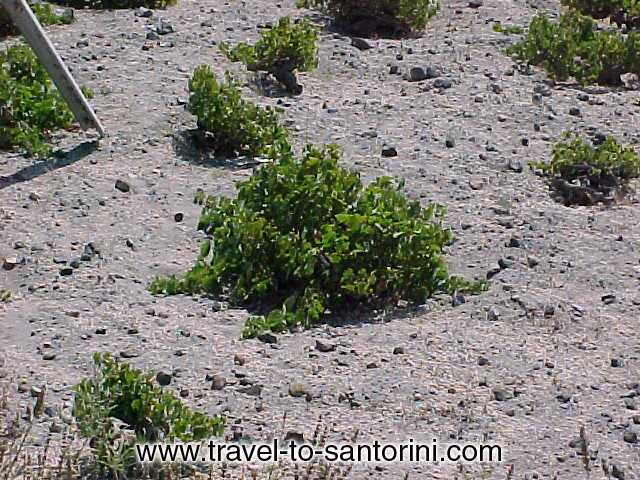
[{"left": 0, "top": 140, "right": 98, "bottom": 190}]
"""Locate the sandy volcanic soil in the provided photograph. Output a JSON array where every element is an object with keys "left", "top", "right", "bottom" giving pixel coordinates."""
[{"left": 1, "top": 0, "right": 640, "bottom": 478}]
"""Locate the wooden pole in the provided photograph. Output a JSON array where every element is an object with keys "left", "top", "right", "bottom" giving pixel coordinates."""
[{"left": 1, "top": 0, "right": 106, "bottom": 136}]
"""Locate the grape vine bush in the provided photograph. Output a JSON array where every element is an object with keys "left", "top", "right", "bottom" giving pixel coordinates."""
[
  {"left": 53, "top": 0, "right": 176, "bottom": 9},
  {"left": 297, "top": 0, "right": 439, "bottom": 37},
  {"left": 221, "top": 16, "right": 318, "bottom": 94},
  {"left": 0, "top": 2, "right": 72, "bottom": 37},
  {"left": 561, "top": 0, "right": 640, "bottom": 29},
  {"left": 187, "top": 65, "right": 290, "bottom": 158},
  {"left": 74, "top": 353, "right": 224, "bottom": 476},
  {"left": 531, "top": 132, "right": 640, "bottom": 205},
  {"left": 0, "top": 44, "right": 88, "bottom": 157},
  {"left": 150, "top": 145, "right": 483, "bottom": 338},
  {"left": 507, "top": 12, "right": 640, "bottom": 85}
]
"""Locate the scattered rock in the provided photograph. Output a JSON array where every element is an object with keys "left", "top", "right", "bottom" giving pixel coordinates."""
[
  {"left": 2, "top": 257, "right": 19, "bottom": 270},
  {"left": 283, "top": 431, "right": 305, "bottom": 445},
  {"left": 234, "top": 353, "right": 247, "bottom": 366},
  {"left": 507, "top": 236, "right": 522, "bottom": 248},
  {"left": 498, "top": 257, "right": 514, "bottom": 269},
  {"left": 211, "top": 375, "right": 226, "bottom": 390},
  {"left": 611, "top": 357, "right": 624, "bottom": 368},
  {"left": 492, "top": 387, "right": 513, "bottom": 401},
  {"left": 315, "top": 340, "right": 336, "bottom": 353},
  {"left": 434, "top": 78, "right": 452, "bottom": 89},
  {"left": 288, "top": 382, "right": 308, "bottom": 398},
  {"left": 156, "top": 371, "right": 172, "bottom": 386},
  {"left": 568, "top": 437, "right": 586, "bottom": 450},
  {"left": 115, "top": 179, "right": 130, "bottom": 193},
  {"left": 258, "top": 332, "right": 278, "bottom": 344},
  {"left": 611, "top": 463, "right": 626, "bottom": 480},
  {"left": 409, "top": 67, "right": 428, "bottom": 82},
  {"left": 135, "top": 7, "right": 153, "bottom": 17},
  {"left": 487, "top": 307, "right": 500, "bottom": 321},
  {"left": 381, "top": 145, "right": 398, "bottom": 157},
  {"left": 452, "top": 291, "right": 466, "bottom": 306},
  {"left": 50, "top": 422, "right": 63, "bottom": 433},
  {"left": 507, "top": 158, "right": 523, "bottom": 173},
  {"left": 155, "top": 18, "right": 174, "bottom": 35},
  {"left": 486, "top": 266, "right": 501, "bottom": 279}
]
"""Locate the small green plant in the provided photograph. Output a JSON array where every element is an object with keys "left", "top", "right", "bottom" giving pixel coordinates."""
[
  {"left": 507, "top": 11, "right": 640, "bottom": 85},
  {"left": 297, "top": 0, "right": 439, "bottom": 37},
  {"left": 530, "top": 132, "right": 640, "bottom": 205},
  {"left": 0, "top": 2, "right": 73, "bottom": 37},
  {"left": 73, "top": 352, "right": 224, "bottom": 476},
  {"left": 187, "top": 65, "right": 290, "bottom": 158},
  {"left": 221, "top": 16, "right": 318, "bottom": 94},
  {"left": 151, "top": 144, "right": 483, "bottom": 338},
  {"left": 561, "top": 0, "right": 640, "bottom": 29},
  {"left": 53, "top": 0, "right": 176, "bottom": 9},
  {"left": 492, "top": 22, "right": 523, "bottom": 35},
  {"left": 0, "top": 44, "right": 88, "bottom": 157}
]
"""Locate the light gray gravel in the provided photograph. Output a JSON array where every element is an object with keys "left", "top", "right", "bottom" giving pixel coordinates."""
[{"left": 1, "top": 0, "right": 640, "bottom": 478}]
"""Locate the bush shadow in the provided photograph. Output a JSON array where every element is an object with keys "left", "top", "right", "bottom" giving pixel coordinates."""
[
  {"left": 246, "top": 72, "right": 296, "bottom": 99},
  {"left": 299, "top": 10, "right": 419, "bottom": 39},
  {"left": 172, "top": 129, "right": 270, "bottom": 171}
]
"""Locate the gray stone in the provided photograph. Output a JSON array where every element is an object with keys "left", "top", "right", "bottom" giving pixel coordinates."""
[
  {"left": 115, "top": 179, "right": 130, "bottom": 193},
  {"left": 135, "top": 7, "right": 153, "bottom": 17},
  {"left": 508, "top": 158, "right": 523, "bottom": 173},
  {"left": 156, "top": 371, "right": 172, "bottom": 386},
  {"left": 623, "top": 430, "right": 638, "bottom": 444},
  {"left": 409, "top": 67, "right": 428, "bottom": 82},
  {"left": 156, "top": 19, "right": 174, "bottom": 35},
  {"left": 211, "top": 375, "right": 226, "bottom": 390},
  {"left": 315, "top": 340, "right": 336, "bottom": 353},
  {"left": 434, "top": 78, "right": 452, "bottom": 89},
  {"left": 492, "top": 387, "right": 513, "bottom": 401},
  {"left": 382, "top": 146, "right": 398, "bottom": 157}
]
